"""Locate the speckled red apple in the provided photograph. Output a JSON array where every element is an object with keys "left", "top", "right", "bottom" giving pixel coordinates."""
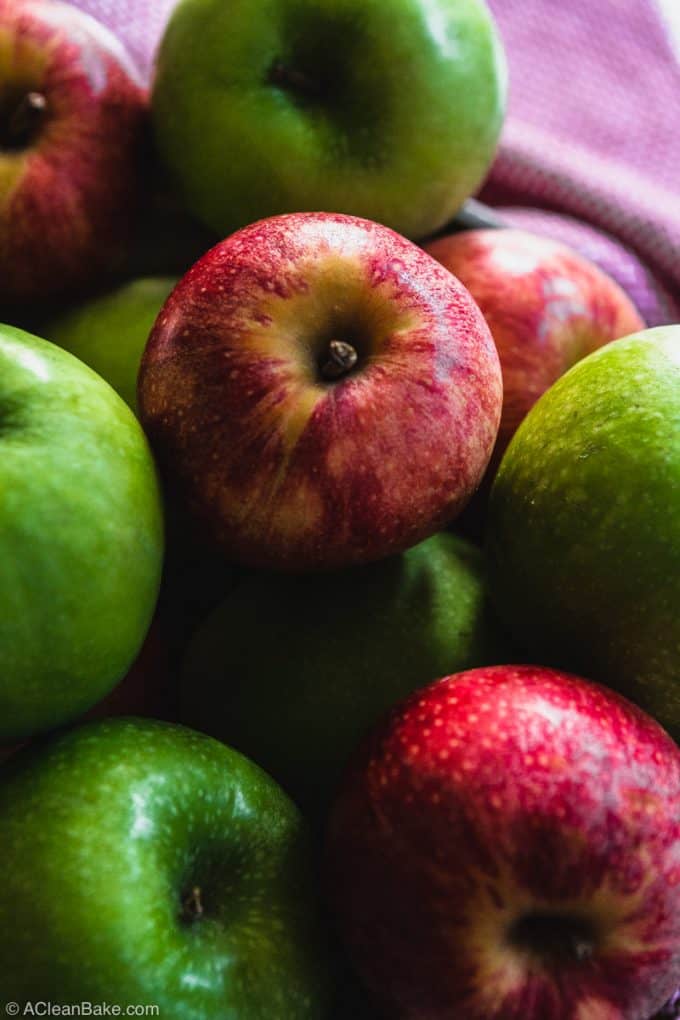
[
  {"left": 139, "top": 213, "right": 502, "bottom": 571},
  {"left": 326, "top": 665, "right": 680, "bottom": 1020},
  {"left": 0, "top": 0, "right": 147, "bottom": 304},
  {"left": 424, "top": 229, "right": 644, "bottom": 466}
]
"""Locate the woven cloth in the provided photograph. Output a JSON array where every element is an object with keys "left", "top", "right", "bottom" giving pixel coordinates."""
[{"left": 482, "top": 0, "right": 680, "bottom": 325}]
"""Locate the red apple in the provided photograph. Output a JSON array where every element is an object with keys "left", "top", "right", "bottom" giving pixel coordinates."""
[
  {"left": 139, "top": 212, "right": 502, "bottom": 571},
  {"left": 424, "top": 229, "right": 644, "bottom": 467},
  {"left": 0, "top": 0, "right": 147, "bottom": 304},
  {"left": 326, "top": 665, "right": 680, "bottom": 1020}
]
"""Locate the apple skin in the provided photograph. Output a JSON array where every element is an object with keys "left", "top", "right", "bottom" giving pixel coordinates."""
[
  {"left": 0, "top": 619, "right": 172, "bottom": 765},
  {"left": 424, "top": 229, "right": 644, "bottom": 468},
  {"left": 0, "top": 717, "right": 332, "bottom": 1018},
  {"left": 85, "top": 617, "right": 174, "bottom": 722},
  {"left": 487, "top": 326, "right": 680, "bottom": 739},
  {"left": 139, "top": 212, "right": 503, "bottom": 571},
  {"left": 181, "top": 532, "right": 513, "bottom": 817},
  {"left": 151, "top": 0, "right": 506, "bottom": 240},
  {"left": 44, "top": 277, "right": 178, "bottom": 413},
  {"left": 0, "top": 0, "right": 147, "bottom": 304},
  {"left": 0, "top": 325, "right": 164, "bottom": 744},
  {"left": 326, "top": 665, "right": 680, "bottom": 1020}
]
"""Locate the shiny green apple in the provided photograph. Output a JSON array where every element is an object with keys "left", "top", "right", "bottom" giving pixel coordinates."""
[
  {"left": 487, "top": 326, "right": 680, "bottom": 738},
  {"left": 45, "top": 276, "right": 177, "bottom": 412},
  {"left": 152, "top": 0, "right": 506, "bottom": 239},
  {"left": 0, "top": 326, "right": 163, "bottom": 742},
  {"left": 0, "top": 717, "right": 332, "bottom": 1017}
]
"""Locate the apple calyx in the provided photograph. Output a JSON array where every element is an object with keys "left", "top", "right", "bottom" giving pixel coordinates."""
[
  {"left": 1, "top": 91, "right": 48, "bottom": 151},
  {"left": 320, "top": 339, "right": 359, "bottom": 381},
  {"left": 508, "top": 911, "right": 597, "bottom": 967},
  {"left": 268, "top": 61, "right": 322, "bottom": 102},
  {"left": 180, "top": 884, "right": 205, "bottom": 925}
]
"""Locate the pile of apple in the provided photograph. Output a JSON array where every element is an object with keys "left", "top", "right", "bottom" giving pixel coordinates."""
[{"left": 0, "top": 0, "right": 678, "bottom": 1018}]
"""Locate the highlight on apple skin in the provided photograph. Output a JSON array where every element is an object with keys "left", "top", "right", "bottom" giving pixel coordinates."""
[
  {"left": 425, "top": 228, "right": 645, "bottom": 469},
  {"left": 139, "top": 212, "right": 503, "bottom": 572},
  {"left": 0, "top": 0, "right": 147, "bottom": 304},
  {"left": 326, "top": 665, "right": 680, "bottom": 1020}
]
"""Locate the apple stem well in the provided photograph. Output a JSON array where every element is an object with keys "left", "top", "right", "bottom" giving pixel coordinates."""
[
  {"left": 268, "top": 60, "right": 322, "bottom": 102},
  {"left": 508, "top": 912, "right": 598, "bottom": 966},
  {"left": 1, "top": 91, "right": 48, "bottom": 151},
  {"left": 320, "top": 340, "right": 359, "bottom": 381},
  {"left": 180, "top": 885, "right": 205, "bottom": 925}
]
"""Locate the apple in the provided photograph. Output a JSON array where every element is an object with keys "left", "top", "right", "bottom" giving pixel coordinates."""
[
  {"left": 487, "top": 325, "right": 680, "bottom": 739},
  {"left": 44, "top": 277, "right": 178, "bottom": 413},
  {"left": 488, "top": 207, "right": 680, "bottom": 330},
  {"left": 85, "top": 617, "right": 174, "bottom": 722},
  {"left": 0, "top": 325, "right": 164, "bottom": 744},
  {"left": 181, "top": 532, "right": 513, "bottom": 816},
  {"left": 139, "top": 212, "right": 503, "bottom": 571},
  {"left": 0, "top": 620, "right": 172, "bottom": 765},
  {"left": 424, "top": 228, "right": 644, "bottom": 468},
  {"left": 151, "top": 0, "right": 506, "bottom": 240},
  {"left": 0, "top": 0, "right": 148, "bottom": 305},
  {"left": 0, "top": 717, "right": 332, "bottom": 1016},
  {"left": 326, "top": 665, "right": 680, "bottom": 1020}
]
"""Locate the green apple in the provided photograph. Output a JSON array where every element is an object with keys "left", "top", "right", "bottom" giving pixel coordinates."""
[
  {"left": 44, "top": 277, "right": 178, "bottom": 412},
  {"left": 181, "top": 533, "right": 513, "bottom": 814},
  {"left": 0, "top": 717, "right": 332, "bottom": 1018},
  {"left": 0, "top": 326, "right": 163, "bottom": 743},
  {"left": 487, "top": 326, "right": 680, "bottom": 739},
  {"left": 152, "top": 0, "right": 506, "bottom": 239}
]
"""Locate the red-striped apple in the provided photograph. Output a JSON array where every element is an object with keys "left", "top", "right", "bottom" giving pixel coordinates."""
[
  {"left": 139, "top": 212, "right": 502, "bottom": 571},
  {"left": 0, "top": 0, "right": 147, "bottom": 304},
  {"left": 424, "top": 229, "right": 644, "bottom": 469}
]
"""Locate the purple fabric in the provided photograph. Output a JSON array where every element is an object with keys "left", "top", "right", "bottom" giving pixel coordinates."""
[
  {"left": 483, "top": 0, "right": 680, "bottom": 324},
  {"left": 72, "top": 0, "right": 175, "bottom": 81}
]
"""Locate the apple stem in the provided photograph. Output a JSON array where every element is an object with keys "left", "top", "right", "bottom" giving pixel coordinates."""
[
  {"left": 509, "top": 912, "right": 597, "bottom": 966},
  {"left": 180, "top": 885, "right": 204, "bottom": 924},
  {"left": 268, "top": 61, "right": 321, "bottom": 100},
  {"left": 321, "top": 340, "right": 359, "bottom": 381},
  {"left": 4, "top": 92, "right": 48, "bottom": 149},
  {"left": 573, "top": 938, "right": 594, "bottom": 962}
]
